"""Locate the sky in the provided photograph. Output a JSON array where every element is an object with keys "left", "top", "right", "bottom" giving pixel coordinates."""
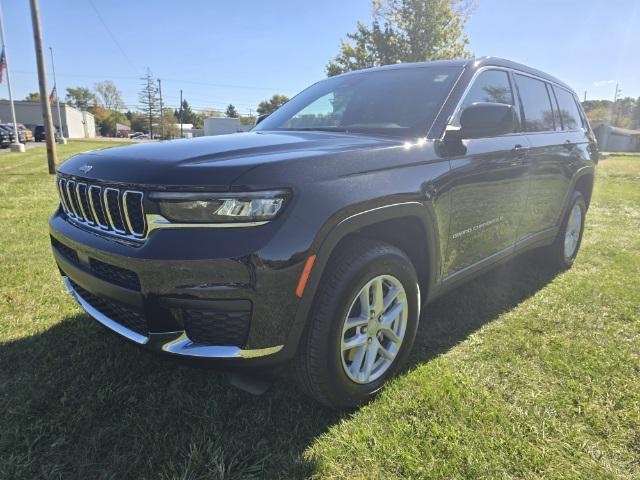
[{"left": 2, "top": 0, "right": 639, "bottom": 116}]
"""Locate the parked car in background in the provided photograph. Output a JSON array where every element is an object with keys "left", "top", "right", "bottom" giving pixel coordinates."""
[
  {"left": 0, "top": 125, "right": 17, "bottom": 144},
  {"left": 0, "top": 127, "right": 11, "bottom": 148},
  {"left": 34, "top": 125, "right": 61, "bottom": 142},
  {"left": 128, "top": 132, "right": 145, "bottom": 139},
  {"left": 50, "top": 57, "right": 597, "bottom": 407},
  {"left": 14, "top": 124, "right": 33, "bottom": 142},
  {"left": 34, "top": 125, "right": 45, "bottom": 142},
  {"left": 1, "top": 124, "right": 27, "bottom": 144}
]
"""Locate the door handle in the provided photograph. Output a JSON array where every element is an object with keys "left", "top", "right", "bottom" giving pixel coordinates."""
[
  {"left": 563, "top": 139, "right": 574, "bottom": 150},
  {"left": 511, "top": 144, "right": 529, "bottom": 164},
  {"left": 513, "top": 144, "right": 529, "bottom": 154}
]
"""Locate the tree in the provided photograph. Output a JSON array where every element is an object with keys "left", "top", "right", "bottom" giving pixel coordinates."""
[
  {"left": 326, "top": 0, "right": 473, "bottom": 76},
  {"left": 632, "top": 97, "right": 640, "bottom": 129},
  {"left": 583, "top": 106, "right": 611, "bottom": 125},
  {"left": 160, "top": 108, "right": 179, "bottom": 139},
  {"left": 129, "top": 112, "right": 148, "bottom": 133},
  {"left": 239, "top": 115, "right": 256, "bottom": 126},
  {"left": 225, "top": 104, "right": 239, "bottom": 118},
  {"left": 65, "top": 87, "right": 97, "bottom": 110},
  {"left": 139, "top": 69, "right": 160, "bottom": 138},
  {"left": 95, "top": 80, "right": 125, "bottom": 110},
  {"left": 582, "top": 98, "right": 639, "bottom": 128},
  {"left": 92, "top": 107, "right": 130, "bottom": 137},
  {"left": 24, "top": 92, "right": 40, "bottom": 101},
  {"left": 174, "top": 99, "right": 200, "bottom": 127},
  {"left": 257, "top": 94, "right": 290, "bottom": 115}
]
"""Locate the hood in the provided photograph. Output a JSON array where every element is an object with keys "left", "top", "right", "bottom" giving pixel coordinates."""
[{"left": 58, "top": 131, "right": 400, "bottom": 188}]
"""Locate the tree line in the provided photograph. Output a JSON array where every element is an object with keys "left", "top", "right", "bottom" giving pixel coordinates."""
[
  {"left": 23, "top": 72, "right": 291, "bottom": 138},
  {"left": 582, "top": 98, "right": 640, "bottom": 130}
]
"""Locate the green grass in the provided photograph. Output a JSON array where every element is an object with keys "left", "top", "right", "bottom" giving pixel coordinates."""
[{"left": 1, "top": 142, "right": 638, "bottom": 479}]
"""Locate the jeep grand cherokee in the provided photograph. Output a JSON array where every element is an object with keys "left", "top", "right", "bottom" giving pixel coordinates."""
[{"left": 50, "top": 57, "right": 597, "bottom": 407}]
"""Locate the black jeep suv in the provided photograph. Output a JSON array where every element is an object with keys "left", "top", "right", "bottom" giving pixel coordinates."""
[{"left": 50, "top": 57, "right": 597, "bottom": 407}]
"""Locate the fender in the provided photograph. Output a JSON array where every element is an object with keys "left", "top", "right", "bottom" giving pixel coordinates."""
[
  {"left": 279, "top": 200, "right": 442, "bottom": 359},
  {"left": 557, "top": 164, "right": 595, "bottom": 227}
]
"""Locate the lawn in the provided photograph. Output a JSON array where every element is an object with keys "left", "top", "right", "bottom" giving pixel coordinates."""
[{"left": 0, "top": 141, "right": 638, "bottom": 479}]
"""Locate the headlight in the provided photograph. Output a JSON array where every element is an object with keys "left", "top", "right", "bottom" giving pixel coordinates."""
[{"left": 148, "top": 190, "right": 288, "bottom": 223}]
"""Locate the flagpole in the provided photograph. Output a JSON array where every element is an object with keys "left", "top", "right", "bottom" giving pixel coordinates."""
[
  {"left": 49, "top": 46, "right": 66, "bottom": 144},
  {"left": 0, "top": 0, "right": 25, "bottom": 152}
]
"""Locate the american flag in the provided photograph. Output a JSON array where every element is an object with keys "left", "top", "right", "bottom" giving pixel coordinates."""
[
  {"left": 0, "top": 48, "right": 6, "bottom": 84},
  {"left": 49, "top": 85, "right": 57, "bottom": 104}
]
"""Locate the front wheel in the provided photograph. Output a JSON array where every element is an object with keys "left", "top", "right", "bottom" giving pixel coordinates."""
[{"left": 293, "top": 239, "right": 420, "bottom": 408}]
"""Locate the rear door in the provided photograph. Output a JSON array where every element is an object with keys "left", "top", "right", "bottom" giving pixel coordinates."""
[
  {"left": 443, "top": 69, "right": 530, "bottom": 278},
  {"left": 514, "top": 74, "right": 576, "bottom": 239}
]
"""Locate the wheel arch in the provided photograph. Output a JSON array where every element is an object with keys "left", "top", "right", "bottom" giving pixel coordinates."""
[
  {"left": 283, "top": 201, "right": 440, "bottom": 358},
  {"left": 573, "top": 171, "right": 594, "bottom": 208},
  {"left": 557, "top": 166, "right": 595, "bottom": 227}
]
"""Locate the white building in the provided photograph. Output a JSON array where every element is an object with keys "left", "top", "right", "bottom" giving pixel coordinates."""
[
  {"left": 0, "top": 100, "right": 96, "bottom": 139},
  {"left": 204, "top": 117, "right": 252, "bottom": 136}
]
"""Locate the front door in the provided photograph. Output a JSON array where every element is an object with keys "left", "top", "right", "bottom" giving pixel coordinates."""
[
  {"left": 442, "top": 68, "right": 530, "bottom": 278},
  {"left": 444, "top": 136, "right": 530, "bottom": 277}
]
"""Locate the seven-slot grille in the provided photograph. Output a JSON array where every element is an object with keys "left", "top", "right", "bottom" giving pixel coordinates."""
[{"left": 57, "top": 176, "right": 146, "bottom": 239}]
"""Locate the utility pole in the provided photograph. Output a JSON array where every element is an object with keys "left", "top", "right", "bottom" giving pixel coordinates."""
[
  {"left": 29, "top": 0, "right": 56, "bottom": 172},
  {"left": 49, "top": 47, "right": 66, "bottom": 144},
  {"left": 0, "top": 0, "right": 24, "bottom": 152},
  {"left": 147, "top": 74, "right": 153, "bottom": 140},
  {"left": 583, "top": 91, "right": 587, "bottom": 102},
  {"left": 157, "top": 78, "right": 164, "bottom": 139},
  {"left": 179, "top": 89, "right": 183, "bottom": 138},
  {"left": 613, "top": 83, "right": 622, "bottom": 125}
]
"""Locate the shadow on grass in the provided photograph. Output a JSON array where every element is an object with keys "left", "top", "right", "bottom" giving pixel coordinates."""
[
  {"left": 0, "top": 253, "right": 559, "bottom": 479},
  {"left": 410, "top": 252, "right": 561, "bottom": 365}
]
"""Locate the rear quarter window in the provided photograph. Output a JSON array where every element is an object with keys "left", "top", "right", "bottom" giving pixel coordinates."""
[{"left": 553, "top": 86, "right": 583, "bottom": 130}]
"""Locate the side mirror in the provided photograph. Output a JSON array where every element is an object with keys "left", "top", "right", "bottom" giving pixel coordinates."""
[
  {"left": 459, "top": 102, "right": 516, "bottom": 139},
  {"left": 255, "top": 113, "right": 269, "bottom": 125}
]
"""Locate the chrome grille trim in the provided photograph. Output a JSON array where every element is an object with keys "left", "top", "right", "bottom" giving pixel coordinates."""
[
  {"left": 57, "top": 178, "right": 70, "bottom": 215},
  {"left": 64, "top": 179, "right": 80, "bottom": 217},
  {"left": 103, "top": 187, "right": 127, "bottom": 234},
  {"left": 75, "top": 182, "right": 94, "bottom": 224},
  {"left": 122, "top": 190, "right": 146, "bottom": 237},
  {"left": 56, "top": 176, "right": 146, "bottom": 242},
  {"left": 88, "top": 184, "right": 109, "bottom": 230}
]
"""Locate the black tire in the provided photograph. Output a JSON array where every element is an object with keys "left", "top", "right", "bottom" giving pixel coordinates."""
[
  {"left": 293, "top": 238, "right": 420, "bottom": 408},
  {"left": 545, "top": 190, "right": 587, "bottom": 269}
]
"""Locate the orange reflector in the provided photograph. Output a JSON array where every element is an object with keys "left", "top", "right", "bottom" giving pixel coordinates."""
[{"left": 295, "top": 255, "right": 317, "bottom": 298}]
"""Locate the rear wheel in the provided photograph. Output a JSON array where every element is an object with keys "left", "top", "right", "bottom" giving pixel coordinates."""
[
  {"left": 293, "top": 239, "right": 420, "bottom": 408},
  {"left": 546, "top": 190, "right": 586, "bottom": 269}
]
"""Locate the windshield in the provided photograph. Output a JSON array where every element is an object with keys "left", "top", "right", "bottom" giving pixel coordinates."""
[{"left": 254, "top": 65, "right": 462, "bottom": 138}]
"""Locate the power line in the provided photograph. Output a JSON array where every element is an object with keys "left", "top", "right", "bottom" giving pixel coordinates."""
[
  {"left": 12, "top": 69, "right": 284, "bottom": 91},
  {"left": 87, "top": 0, "right": 138, "bottom": 73}
]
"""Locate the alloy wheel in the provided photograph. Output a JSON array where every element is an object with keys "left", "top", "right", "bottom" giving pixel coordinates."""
[
  {"left": 340, "top": 274, "right": 408, "bottom": 384},
  {"left": 564, "top": 203, "right": 583, "bottom": 259}
]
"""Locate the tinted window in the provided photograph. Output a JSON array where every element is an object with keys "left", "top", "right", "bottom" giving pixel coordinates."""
[
  {"left": 515, "top": 74, "right": 555, "bottom": 132},
  {"left": 553, "top": 86, "right": 582, "bottom": 130},
  {"left": 459, "top": 70, "right": 514, "bottom": 112},
  {"left": 255, "top": 66, "right": 462, "bottom": 138}
]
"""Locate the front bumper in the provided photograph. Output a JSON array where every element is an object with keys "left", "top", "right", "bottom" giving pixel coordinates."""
[
  {"left": 49, "top": 205, "right": 312, "bottom": 366},
  {"left": 63, "top": 276, "right": 283, "bottom": 359}
]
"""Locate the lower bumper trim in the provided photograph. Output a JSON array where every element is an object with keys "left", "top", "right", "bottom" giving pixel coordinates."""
[{"left": 63, "top": 276, "right": 283, "bottom": 359}]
